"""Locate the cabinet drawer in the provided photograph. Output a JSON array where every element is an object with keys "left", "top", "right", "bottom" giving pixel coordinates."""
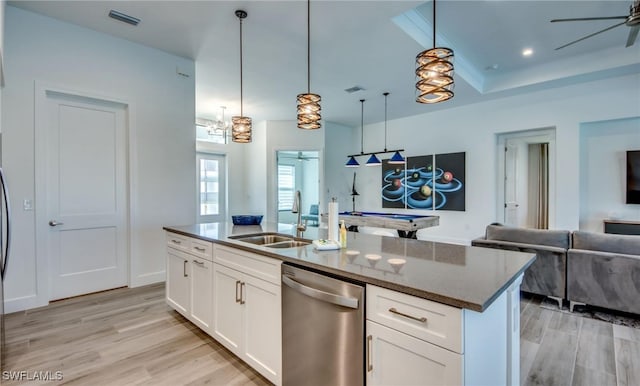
[
  {"left": 166, "top": 232, "right": 189, "bottom": 252},
  {"left": 190, "top": 238, "right": 213, "bottom": 261},
  {"left": 366, "top": 284, "right": 463, "bottom": 354},
  {"left": 214, "top": 245, "right": 282, "bottom": 285}
]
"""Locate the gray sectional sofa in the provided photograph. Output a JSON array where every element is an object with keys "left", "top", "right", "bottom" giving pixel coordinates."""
[
  {"left": 568, "top": 231, "right": 640, "bottom": 315},
  {"left": 473, "top": 224, "right": 640, "bottom": 315},
  {"left": 472, "top": 225, "right": 570, "bottom": 306}
]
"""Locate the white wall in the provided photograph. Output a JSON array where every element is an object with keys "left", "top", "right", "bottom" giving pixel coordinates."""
[
  {"left": 244, "top": 120, "right": 268, "bottom": 220},
  {"left": 2, "top": 7, "right": 196, "bottom": 312},
  {"left": 197, "top": 138, "right": 247, "bottom": 221},
  {"left": 579, "top": 117, "right": 640, "bottom": 232},
  {"left": 265, "top": 120, "right": 324, "bottom": 221},
  {"left": 326, "top": 73, "right": 640, "bottom": 244},
  {"left": 325, "top": 121, "right": 356, "bottom": 214}
]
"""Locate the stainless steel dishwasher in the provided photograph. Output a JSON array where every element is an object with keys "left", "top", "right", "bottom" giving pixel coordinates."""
[{"left": 282, "top": 263, "right": 364, "bottom": 386}]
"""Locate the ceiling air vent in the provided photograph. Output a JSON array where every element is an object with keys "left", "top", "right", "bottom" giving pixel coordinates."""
[
  {"left": 108, "top": 10, "right": 141, "bottom": 26},
  {"left": 344, "top": 86, "right": 365, "bottom": 94}
]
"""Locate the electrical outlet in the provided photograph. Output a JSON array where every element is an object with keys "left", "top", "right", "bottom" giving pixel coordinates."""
[{"left": 23, "top": 199, "right": 33, "bottom": 211}]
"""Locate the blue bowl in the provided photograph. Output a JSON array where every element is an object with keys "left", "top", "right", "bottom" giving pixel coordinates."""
[{"left": 232, "top": 215, "right": 263, "bottom": 225}]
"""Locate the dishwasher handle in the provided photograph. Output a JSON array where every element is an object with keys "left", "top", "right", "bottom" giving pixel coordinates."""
[{"left": 282, "top": 274, "right": 359, "bottom": 309}]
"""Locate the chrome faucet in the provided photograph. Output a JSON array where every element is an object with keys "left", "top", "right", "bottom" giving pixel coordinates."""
[{"left": 291, "top": 190, "right": 306, "bottom": 238}]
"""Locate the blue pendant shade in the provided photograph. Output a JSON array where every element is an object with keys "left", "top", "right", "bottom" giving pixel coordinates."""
[
  {"left": 388, "top": 151, "right": 405, "bottom": 164},
  {"left": 345, "top": 156, "right": 360, "bottom": 167},
  {"left": 366, "top": 154, "right": 381, "bottom": 166}
]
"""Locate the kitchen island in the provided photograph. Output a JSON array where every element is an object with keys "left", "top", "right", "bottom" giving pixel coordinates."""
[{"left": 164, "top": 222, "right": 535, "bottom": 386}]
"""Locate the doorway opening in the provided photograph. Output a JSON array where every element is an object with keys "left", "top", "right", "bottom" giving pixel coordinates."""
[
  {"left": 497, "top": 128, "right": 556, "bottom": 229},
  {"left": 276, "top": 151, "right": 320, "bottom": 226}
]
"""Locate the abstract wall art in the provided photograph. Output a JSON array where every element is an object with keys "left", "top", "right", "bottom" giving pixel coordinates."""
[{"left": 381, "top": 152, "right": 465, "bottom": 211}]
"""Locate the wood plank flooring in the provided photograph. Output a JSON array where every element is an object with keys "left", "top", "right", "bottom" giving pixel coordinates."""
[
  {"left": 2, "top": 283, "right": 270, "bottom": 386},
  {"left": 520, "top": 295, "right": 640, "bottom": 386},
  {"left": 3, "top": 284, "right": 639, "bottom": 385}
]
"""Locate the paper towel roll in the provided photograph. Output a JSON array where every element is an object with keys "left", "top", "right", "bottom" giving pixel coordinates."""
[{"left": 328, "top": 201, "right": 339, "bottom": 242}]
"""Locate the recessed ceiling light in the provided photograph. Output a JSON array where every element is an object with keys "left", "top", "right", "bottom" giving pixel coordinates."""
[{"left": 522, "top": 48, "right": 534, "bottom": 57}]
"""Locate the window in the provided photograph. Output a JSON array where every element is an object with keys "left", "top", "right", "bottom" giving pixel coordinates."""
[
  {"left": 197, "top": 153, "right": 226, "bottom": 222},
  {"left": 278, "top": 164, "right": 295, "bottom": 211}
]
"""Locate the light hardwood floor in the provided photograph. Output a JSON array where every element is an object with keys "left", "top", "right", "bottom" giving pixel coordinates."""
[
  {"left": 520, "top": 295, "right": 640, "bottom": 386},
  {"left": 3, "top": 283, "right": 270, "bottom": 386},
  {"left": 3, "top": 284, "right": 639, "bottom": 385}
]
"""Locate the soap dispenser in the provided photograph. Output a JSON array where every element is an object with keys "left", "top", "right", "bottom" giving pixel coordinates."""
[{"left": 339, "top": 220, "right": 347, "bottom": 248}]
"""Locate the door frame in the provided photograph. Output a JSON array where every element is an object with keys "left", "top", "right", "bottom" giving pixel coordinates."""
[
  {"left": 271, "top": 148, "right": 323, "bottom": 225},
  {"left": 34, "top": 81, "right": 135, "bottom": 307},
  {"left": 496, "top": 127, "right": 556, "bottom": 228}
]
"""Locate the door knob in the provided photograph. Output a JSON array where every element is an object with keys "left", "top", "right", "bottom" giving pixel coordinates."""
[{"left": 48, "top": 220, "right": 64, "bottom": 227}]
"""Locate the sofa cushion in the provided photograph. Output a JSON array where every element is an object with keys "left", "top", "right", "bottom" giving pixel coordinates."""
[
  {"left": 485, "top": 225, "right": 570, "bottom": 249},
  {"left": 572, "top": 231, "right": 640, "bottom": 256}
]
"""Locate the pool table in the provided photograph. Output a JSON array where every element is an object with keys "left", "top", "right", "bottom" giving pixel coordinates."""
[{"left": 333, "top": 211, "right": 439, "bottom": 239}]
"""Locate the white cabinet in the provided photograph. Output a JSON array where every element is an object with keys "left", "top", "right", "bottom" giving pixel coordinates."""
[
  {"left": 189, "top": 256, "right": 213, "bottom": 331},
  {"left": 212, "top": 262, "right": 243, "bottom": 351},
  {"left": 166, "top": 247, "right": 189, "bottom": 315},
  {"left": 212, "top": 245, "right": 282, "bottom": 386},
  {"left": 165, "top": 231, "right": 214, "bottom": 334},
  {"left": 366, "top": 279, "right": 523, "bottom": 386},
  {"left": 366, "top": 320, "right": 462, "bottom": 386}
]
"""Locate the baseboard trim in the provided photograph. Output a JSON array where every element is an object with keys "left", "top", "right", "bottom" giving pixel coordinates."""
[
  {"left": 131, "top": 270, "right": 165, "bottom": 287},
  {"left": 4, "top": 294, "right": 49, "bottom": 314}
]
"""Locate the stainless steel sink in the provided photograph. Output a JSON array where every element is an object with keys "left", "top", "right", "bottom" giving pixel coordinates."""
[
  {"left": 229, "top": 233, "right": 311, "bottom": 248},
  {"left": 230, "top": 234, "right": 293, "bottom": 245},
  {"left": 266, "top": 240, "right": 311, "bottom": 248}
]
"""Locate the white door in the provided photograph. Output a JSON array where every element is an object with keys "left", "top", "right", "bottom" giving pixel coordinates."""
[
  {"left": 504, "top": 143, "right": 519, "bottom": 226},
  {"left": 45, "top": 92, "right": 128, "bottom": 300}
]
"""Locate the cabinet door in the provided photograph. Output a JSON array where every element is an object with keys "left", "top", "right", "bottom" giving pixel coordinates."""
[
  {"left": 243, "top": 275, "right": 282, "bottom": 385},
  {"left": 166, "top": 248, "right": 190, "bottom": 316},
  {"left": 190, "top": 257, "right": 213, "bottom": 333},
  {"left": 366, "top": 321, "right": 462, "bottom": 386},
  {"left": 212, "top": 263, "right": 243, "bottom": 353}
]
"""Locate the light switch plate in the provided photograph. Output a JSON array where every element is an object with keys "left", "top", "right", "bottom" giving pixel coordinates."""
[{"left": 23, "top": 199, "right": 33, "bottom": 211}]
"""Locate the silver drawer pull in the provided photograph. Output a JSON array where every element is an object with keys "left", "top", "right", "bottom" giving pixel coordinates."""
[
  {"left": 366, "top": 335, "right": 373, "bottom": 372},
  {"left": 171, "top": 239, "right": 182, "bottom": 245},
  {"left": 389, "top": 307, "right": 427, "bottom": 323},
  {"left": 193, "top": 246, "right": 206, "bottom": 252},
  {"left": 192, "top": 260, "right": 205, "bottom": 267},
  {"left": 235, "top": 280, "right": 241, "bottom": 303}
]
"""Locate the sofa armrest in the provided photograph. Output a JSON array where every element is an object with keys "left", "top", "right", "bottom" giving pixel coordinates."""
[
  {"left": 567, "top": 249, "right": 640, "bottom": 314},
  {"left": 472, "top": 238, "right": 567, "bottom": 255}
]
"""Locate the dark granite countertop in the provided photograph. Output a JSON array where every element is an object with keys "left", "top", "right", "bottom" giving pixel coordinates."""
[{"left": 164, "top": 222, "right": 536, "bottom": 312}]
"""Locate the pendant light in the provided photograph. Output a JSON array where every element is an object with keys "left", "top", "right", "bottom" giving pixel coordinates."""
[
  {"left": 383, "top": 93, "right": 405, "bottom": 164},
  {"left": 232, "top": 10, "right": 252, "bottom": 143},
  {"left": 415, "top": 0, "right": 454, "bottom": 104},
  {"left": 297, "top": 0, "right": 321, "bottom": 129}
]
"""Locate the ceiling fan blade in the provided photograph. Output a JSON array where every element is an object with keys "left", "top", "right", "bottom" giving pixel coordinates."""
[
  {"left": 551, "top": 16, "right": 627, "bottom": 22},
  {"left": 626, "top": 25, "right": 640, "bottom": 47},
  {"left": 555, "top": 21, "right": 627, "bottom": 50}
]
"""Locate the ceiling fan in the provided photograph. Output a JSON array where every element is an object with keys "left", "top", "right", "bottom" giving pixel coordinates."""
[{"left": 551, "top": 0, "right": 640, "bottom": 50}]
